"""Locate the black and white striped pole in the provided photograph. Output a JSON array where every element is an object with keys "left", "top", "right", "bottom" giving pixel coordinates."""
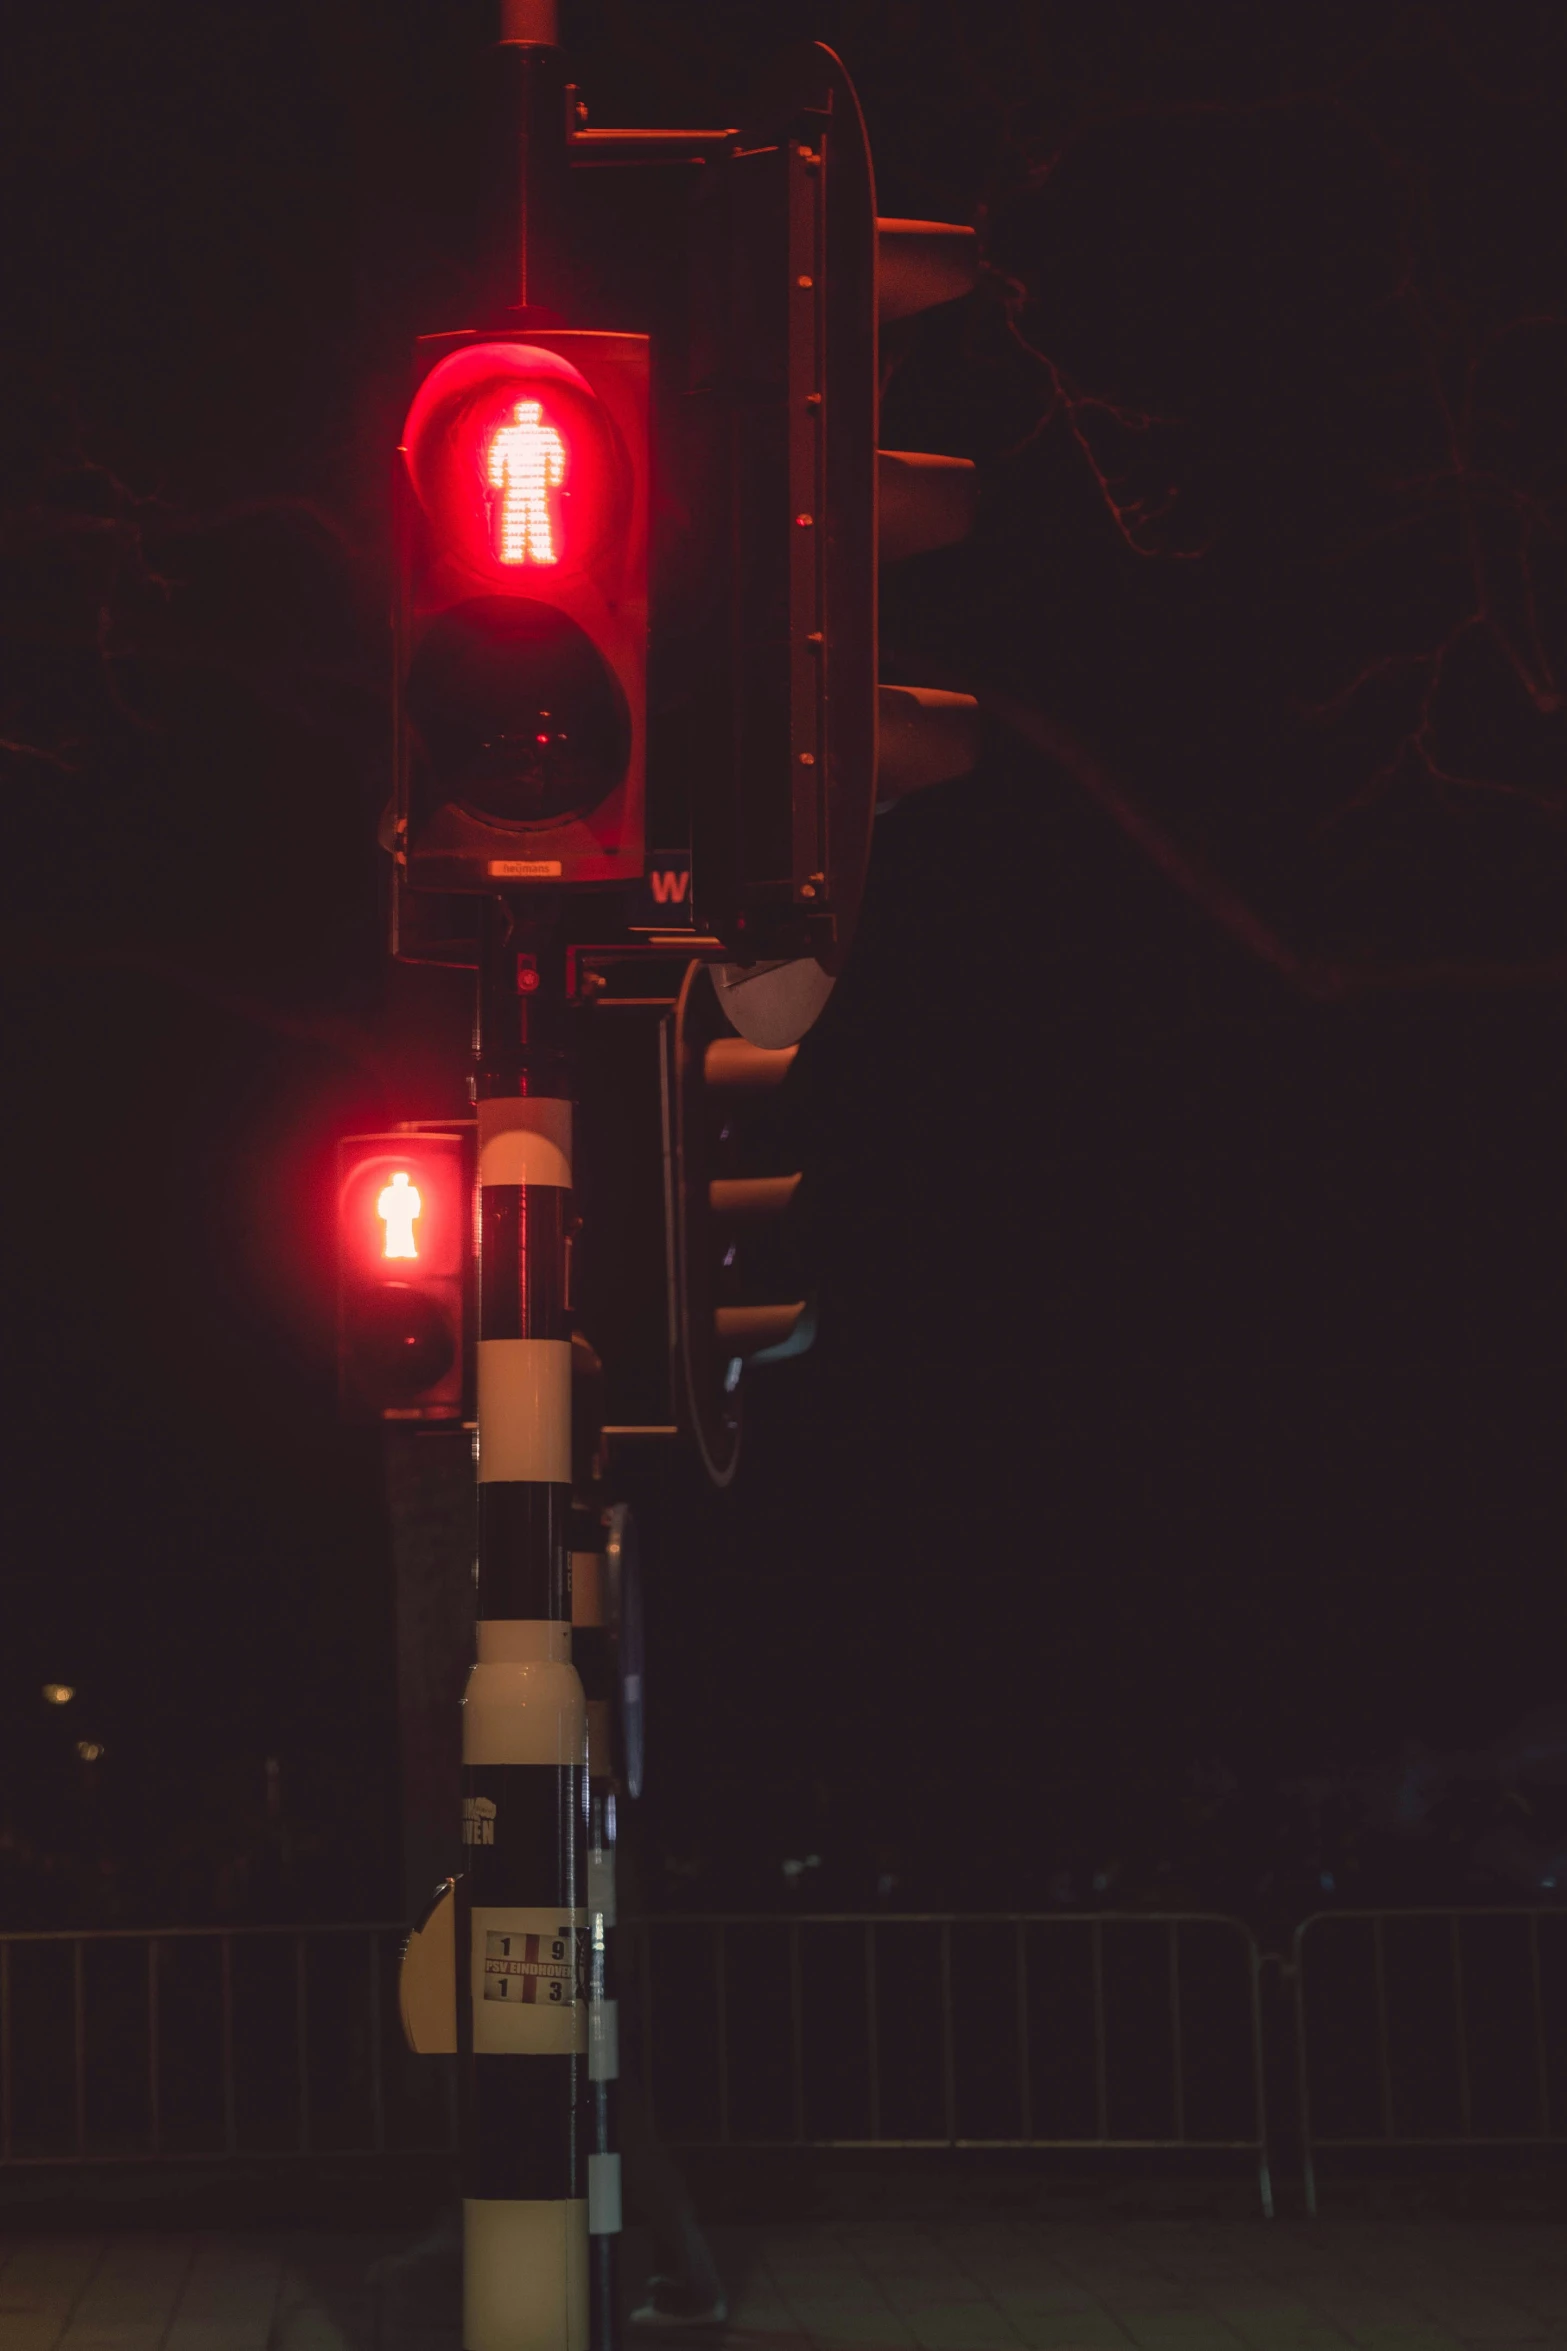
[
  {"left": 571, "top": 1499, "right": 621, "bottom": 2351},
  {"left": 460, "top": 904, "right": 589, "bottom": 2351}
]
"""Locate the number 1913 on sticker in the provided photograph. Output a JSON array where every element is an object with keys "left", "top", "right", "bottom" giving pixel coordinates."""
[{"left": 483, "top": 1926, "right": 585, "bottom": 2005}]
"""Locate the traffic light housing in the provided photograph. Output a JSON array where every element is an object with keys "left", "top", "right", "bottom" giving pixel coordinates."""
[
  {"left": 663, "top": 962, "right": 812, "bottom": 1488},
  {"left": 391, "top": 332, "right": 649, "bottom": 896},
  {"left": 337, "top": 1129, "right": 471, "bottom": 1423},
  {"left": 684, "top": 44, "right": 982, "bottom": 1046}
]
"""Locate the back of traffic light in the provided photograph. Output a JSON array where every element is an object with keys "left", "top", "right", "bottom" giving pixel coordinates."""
[
  {"left": 662, "top": 962, "right": 813, "bottom": 1489},
  {"left": 683, "top": 44, "right": 983, "bottom": 1048}
]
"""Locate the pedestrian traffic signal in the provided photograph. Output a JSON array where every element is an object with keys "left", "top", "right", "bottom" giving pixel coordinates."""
[
  {"left": 391, "top": 333, "right": 649, "bottom": 895},
  {"left": 685, "top": 44, "right": 981, "bottom": 1047},
  {"left": 337, "top": 1129, "right": 470, "bottom": 1422},
  {"left": 663, "top": 963, "right": 813, "bottom": 1488}
]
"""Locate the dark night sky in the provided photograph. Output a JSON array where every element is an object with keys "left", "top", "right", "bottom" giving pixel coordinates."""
[{"left": 1, "top": 2, "right": 1564, "bottom": 1927}]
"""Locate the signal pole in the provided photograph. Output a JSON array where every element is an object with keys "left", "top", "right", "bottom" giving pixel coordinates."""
[
  {"left": 460, "top": 900, "right": 590, "bottom": 2351},
  {"left": 491, "top": 0, "right": 570, "bottom": 315},
  {"left": 455, "top": 13, "right": 597, "bottom": 2338},
  {"left": 377, "top": 18, "right": 982, "bottom": 2342},
  {"left": 571, "top": 1498, "right": 623, "bottom": 2351}
]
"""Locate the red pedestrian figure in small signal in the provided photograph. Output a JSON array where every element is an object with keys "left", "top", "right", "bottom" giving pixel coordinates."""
[
  {"left": 487, "top": 399, "right": 566, "bottom": 566},
  {"left": 378, "top": 1169, "right": 421, "bottom": 1259}
]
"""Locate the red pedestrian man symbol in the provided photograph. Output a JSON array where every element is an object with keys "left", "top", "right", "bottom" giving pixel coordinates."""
[
  {"left": 487, "top": 398, "right": 566, "bottom": 565},
  {"left": 378, "top": 1170, "right": 421, "bottom": 1260}
]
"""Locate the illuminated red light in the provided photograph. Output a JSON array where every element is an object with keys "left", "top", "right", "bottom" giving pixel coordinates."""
[
  {"left": 400, "top": 344, "right": 626, "bottom": 588},
  {"left": 340, "top": 1139, "right": 464, "bottom": 1284},
  {"left": 338, "top": 1131, "right": 469, "bottom": 1424},
  {"left": 486, "top": 399, "right": 566, "bottom": 565},
  {"left": 378, "top": 1169, "right": 421, "bottom": 1259}
]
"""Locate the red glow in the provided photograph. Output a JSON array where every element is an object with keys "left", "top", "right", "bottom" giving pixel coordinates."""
[
  {"left": 400, "top": 343, "right": 625, "bottom": 588},
  {"left": 378, "top": 1170, "right": 421, "bottom": 1258},
  {"left": 487, "top": 400, "right": 566, "bottom": 565},
  {"left": 339, "top": 1138, "right": 464, "bottom": 1283}
]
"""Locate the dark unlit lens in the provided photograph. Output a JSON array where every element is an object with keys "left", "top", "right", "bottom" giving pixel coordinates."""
[
  {"left": 350, "top": 1286, "right": 457, "bottom": 1399},
  {"left": 408, "top": 597, "right": 630, "bottom": 824}
]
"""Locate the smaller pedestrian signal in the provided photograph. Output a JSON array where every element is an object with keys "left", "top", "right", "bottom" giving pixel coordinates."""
[
  {"left": 338, "top": 1131, "right": 468, "bottom": 1423},
  {"left": 486, "top": 399, "right": 566, "bottom": 566},
  {"left": 378, "top": 1170, "right": 422, "bottom": 1259}
]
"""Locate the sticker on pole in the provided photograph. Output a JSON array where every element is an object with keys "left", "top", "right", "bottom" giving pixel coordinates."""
[
  {"left": 470, "top": 1906, "right": 588, "bottom": 2056},
  {"left": 462, "top": 1795, "right": 496, "bottom": 1847},
  {"left": 484, "top": 1927, "right": 578, "bottom": 2005}
]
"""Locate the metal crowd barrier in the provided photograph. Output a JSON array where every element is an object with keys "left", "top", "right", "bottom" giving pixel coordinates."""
[
  {"left": 633, "top": 1912, "right": 1275, "bottom": 2217},
  {"left": 1291, "top": 1905, "right": 1567, "bottom": 2215},
  {"left": 0, "top": 1921, "right": 452, "bottom": 2166},
  {"left": 0, "top": 1910, "right": 1274, "bottom": 2211}
]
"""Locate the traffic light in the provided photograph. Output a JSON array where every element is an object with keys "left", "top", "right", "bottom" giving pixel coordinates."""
[
  {"left": 391, "top": 332, "right": 649, "bottom": 897},
  {"left": 337, "top": 1128, "right": 471, "bottom": 1422},
  {"left": 684, "top": 43, "right": 981, "bottom": 1047},
  {"left": 663, "top": 962, "right": 812, "bottom": 1488}
]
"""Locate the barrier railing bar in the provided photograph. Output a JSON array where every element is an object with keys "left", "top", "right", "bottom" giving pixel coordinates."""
[
  {"left": 0, "top": 1921, "right": 412, "bottom": 1945},
  {"left": 147, "top": 1940, "right": 161, "bottom": 2159},
  {"left": 656, "top": 2132, "right": 1265, "bottom": 2151},
  {"left": 1295, "top": 1905, "right": 1567, "bottom": 1924},
  {"left": 1372, "top": 1915, "right": 1394, "bottom": 2141},
  {"left": 644, "top": 1910, "right": 1253, "bottom": 1927},
  {"left": 1450, "top": 1915, "right": 1471, "bottom": 2137},
  {"left": 1015, "top": 1920, "right": 1032, "bottom": 2142},
  {"left": 1530, "top": 1910, "right": 1550, "bottom": 2138},
  {"left": 220, "top": 1936, "right": 237, "bottom": 2155},
  {"left": 0, "top": 2139, "right": 456, "bottom": 2170},
  {"left": 0, "top": 1909, "right": 1261, "bottom": 1940},
  {"left": 940, "top": 1920, "right": 956, "bottom": 2146},
  {"left": 0, "top": 2131, "right": 1270, "bottom": 2167},
  {"left": 1091, "top": 1919, "right": 1108, "bottom": 2142},
  {"left": 1, "top": 1942, "right": 12, "bottom": 2162},
  {"left": 368, "top": 1932, "right": 385, "bottom": 2155},
  {"left": 1247, "top": 1940, "right": 1276, "bottom": 2221},
  {"left": 864, "top": 1924, "right": 880, "bottom": 2141},
  {"left": 788, "top": 1923, "right": 805, "bottom": 2143},
  {"left": 295, "top": 1937, "right": 310, "bottom": 2155},
  {"left": 1296, "top": 1918, "right": 1315, "bottom": 2209},
  {"left": 640, "top": 1926, "right": 656, "bottom": 2139},
  {"left": 1167, "top": 1922, "right": 1185, "bottom": 2144},
  {"left": 1291, "top": 2130, "right": 1567, "bottom": 2150},
  {"left": 714, "top": 1923, "right": 729, "bottom": 2147},
  {"left": 72, "top": 1941, "right": 86, "bottom": 2159}
]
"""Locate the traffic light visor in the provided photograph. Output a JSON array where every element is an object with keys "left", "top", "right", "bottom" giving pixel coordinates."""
[{"left": 401, "top": 343, "right": 627, "bottom": 589}]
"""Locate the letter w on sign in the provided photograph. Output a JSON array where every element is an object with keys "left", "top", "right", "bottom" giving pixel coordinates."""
[
  {"left": 484, "top": 1929, "right": 574, "bottom": 2004},
  {"left": 631, "top": 853, "right": 693, "bottom": 928}
]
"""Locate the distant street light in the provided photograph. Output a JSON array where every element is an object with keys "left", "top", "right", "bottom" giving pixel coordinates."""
[
  {"left": 41, "top": 1683, "right": 74, "bottom": 1706},
  {"left": 75, "top": 1741, "right": 104, "bottom": 1762}
]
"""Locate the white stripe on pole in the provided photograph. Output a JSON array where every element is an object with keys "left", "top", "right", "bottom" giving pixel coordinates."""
[
  {"left": 463, "top": 1652, "right": 585, "bottom": 1768},
  {"left": 587, "top": 2154, "right": 622, "bottom": 2238},
  {"left": 464, "top": 2197, "right": 587, "bottom": 2351},
  {"left": 478, "top": 1099, "right": 573, "bottom": 1186},
  {"left": 476, "top": 1340, "right": 573, "bottom": 1482}
]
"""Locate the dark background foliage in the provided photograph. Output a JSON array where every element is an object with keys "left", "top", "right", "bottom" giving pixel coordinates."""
[{"left": 0, "top": 1, "right": 1563, "bottom": 1927}]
